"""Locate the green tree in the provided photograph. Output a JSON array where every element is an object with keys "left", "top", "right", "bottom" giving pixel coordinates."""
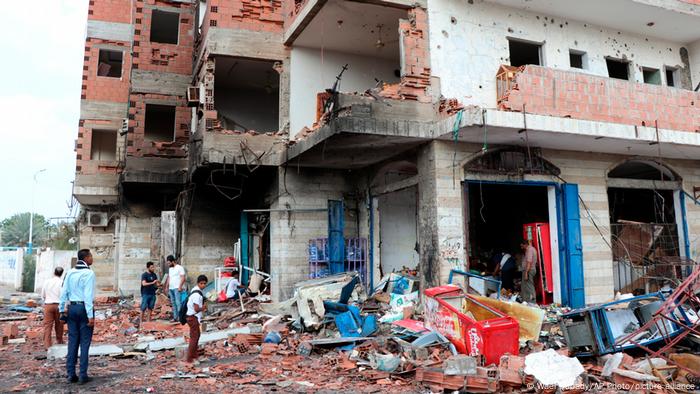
[
  {"left": 48, "top": 221, "right": 78, "bottom": 250},
  {"left": 0, "top": 212, "right": 49, "bottom": 248}
]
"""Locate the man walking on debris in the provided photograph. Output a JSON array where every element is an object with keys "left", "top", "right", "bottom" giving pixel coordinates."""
[
  {"left": 186, "top": 275, "right": 208, "bottom": 364},
  {"left": 520, "top": 239, "right": 538, "bottom": 303},
  {"left": 42, "top": 266, "right": 65, "bottom": 349},
  {"left": 140, "top": 262, "right": 160, "bottom": 322},
  {"left": 164, "top": 255, "right": 186, "bottom": 322},
  {"left": 59, "top": 249, "right": 96, "bottom": 385}
]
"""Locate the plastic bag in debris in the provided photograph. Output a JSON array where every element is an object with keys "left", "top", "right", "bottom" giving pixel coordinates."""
[
  {"left": 370, "top": 353, "right": 401, "bottom": 372},
  {"left": 524, "top": 349, "right": 584, "bottom": 388}
]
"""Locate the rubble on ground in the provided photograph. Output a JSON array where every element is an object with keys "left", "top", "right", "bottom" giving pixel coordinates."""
[{"left": 2, "top": 272, "right": 700, "bottom": 392}]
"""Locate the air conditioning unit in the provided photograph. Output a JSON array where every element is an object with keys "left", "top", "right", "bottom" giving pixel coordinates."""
[
  {"left": 187, "top": 86, "right": 201, "bottom": 107},
  {"left": 86, "top": 211, "right": 109, "bottom": 227}
]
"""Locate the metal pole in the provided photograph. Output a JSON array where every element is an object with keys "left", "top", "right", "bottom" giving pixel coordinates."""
[{"left": 27, "top": 169, "right": 46, "bottom": 255}]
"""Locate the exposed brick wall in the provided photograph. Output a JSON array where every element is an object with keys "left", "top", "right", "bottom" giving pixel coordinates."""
[
  {"left": 88, "top": 0, "right": 131, "bottom": 23},
  {"left": 206, "top": 0, "right": 283, "bottom": 33},
  {"left": 378, "top": 8, "right": 432, "bottom": 103},
  {"left": 282, "top": 0, "right": 307, "bottom": 30},
  {"left": 499, "top": 65, "right": 700, "bottom": 133},
  {"left": 126, "top": 94, "right": 189, "bottom": 158},
  {"left": 132, "top": 1, "right": 195, "bottom": 75},
  {"left": 82, "top": 39, "right": 131, "bottom": 102},
  {"left": 77, "top": 0, "right": 134, "bottom": 177}
]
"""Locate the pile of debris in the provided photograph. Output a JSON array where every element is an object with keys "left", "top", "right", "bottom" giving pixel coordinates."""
[{"left": 2, "top": 269, "right": 700, "bottom": 392}]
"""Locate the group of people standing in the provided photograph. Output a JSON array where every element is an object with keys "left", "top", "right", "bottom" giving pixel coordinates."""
[
  {"left": 138, "top": 255, "right": 187, "bottom": 323},
  {"left": 40, "top": 250, "right": 210, "bottom": 385},
  {"left": 139, "top": 255, "right": 209, "bottom": 365}
]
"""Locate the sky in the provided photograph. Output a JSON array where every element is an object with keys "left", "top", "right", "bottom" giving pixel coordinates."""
[{"left": 0, "top": 0, "right": 89, "bottom": 221}]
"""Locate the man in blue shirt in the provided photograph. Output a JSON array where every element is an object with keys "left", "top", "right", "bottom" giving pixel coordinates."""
[{"left": 59, "top": 249, "right": 96, "bottom": 385}]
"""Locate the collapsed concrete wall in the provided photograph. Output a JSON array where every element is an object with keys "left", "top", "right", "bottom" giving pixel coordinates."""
[{"left": 289, "top": 48, "right": 400, "bottom": 138}]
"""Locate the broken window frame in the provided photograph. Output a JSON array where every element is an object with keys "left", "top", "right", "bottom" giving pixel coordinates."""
[
  {"left": 150, "top": 9, "right": 180, "bottom": 45},
  {"left": 507, "top": 37, "right": 544, "bottom": 67},
  {"left": 97, "top": 49, "right": 124, "bottom": 78},
  {"left": 605, "top": 57, "right": 631, "bottom": 81}
]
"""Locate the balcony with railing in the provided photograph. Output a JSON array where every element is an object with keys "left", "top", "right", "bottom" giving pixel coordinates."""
[{"left": 496, "top": 64, "right": 700, "bottom": 133}]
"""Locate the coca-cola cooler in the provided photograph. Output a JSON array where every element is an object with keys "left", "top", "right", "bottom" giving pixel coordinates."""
[{"left": 523, "top": 223, "right": 553, "bottom": 305}]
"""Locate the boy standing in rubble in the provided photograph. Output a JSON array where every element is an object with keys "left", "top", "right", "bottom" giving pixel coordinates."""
[
  {"left": 140, "top": 262, "right": 159, "bottom": 322},
  {"left": 186, "top": 275, "right": 208, "bottom": 364}
]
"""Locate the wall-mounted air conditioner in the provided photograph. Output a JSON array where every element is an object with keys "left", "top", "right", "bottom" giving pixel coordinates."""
[{"left": 86, "top": 211, "right": 109, "bottom": 227}]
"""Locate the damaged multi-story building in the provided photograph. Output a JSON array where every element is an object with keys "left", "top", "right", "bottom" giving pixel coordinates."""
[{"left": 74, "top": 0, "right": 700, "bottom": 307}]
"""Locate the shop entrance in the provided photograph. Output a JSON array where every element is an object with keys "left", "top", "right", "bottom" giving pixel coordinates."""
[{"left": 465, "top": 182, "right": 555, "bottom": 304}]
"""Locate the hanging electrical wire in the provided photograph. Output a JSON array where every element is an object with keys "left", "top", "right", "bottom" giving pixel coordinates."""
[{"left": 451, "top": 109, "right": 464, "bottom": 188}]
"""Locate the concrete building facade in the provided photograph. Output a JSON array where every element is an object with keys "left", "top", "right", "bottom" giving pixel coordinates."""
[{"left": 74, "top": 0, "right": 700, "bottom": 305}]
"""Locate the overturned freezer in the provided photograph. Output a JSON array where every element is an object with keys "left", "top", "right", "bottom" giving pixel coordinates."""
[{"left": 559, "top": 292, "right": 697, "bottom": 356}]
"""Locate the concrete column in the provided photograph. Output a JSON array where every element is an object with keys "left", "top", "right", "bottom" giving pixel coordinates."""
[{"left": 417, "top": 141, "right": 467, "bottom": 287}]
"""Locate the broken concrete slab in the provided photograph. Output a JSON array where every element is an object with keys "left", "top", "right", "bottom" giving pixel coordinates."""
[
  {"left": 47, "top": 344, "right": 124, "bottom": 359},
  {"left": 132, "top": 326, "right": 254, "bottom": 352},
  {"left": 200, "top": 325, "right": 254, "bottom": 343},
  {"left": 134, "top": 337, "right": 186, "bottom": 352},
  {"left": 443, "top": 355, "right": 477, "bottom": 376}
]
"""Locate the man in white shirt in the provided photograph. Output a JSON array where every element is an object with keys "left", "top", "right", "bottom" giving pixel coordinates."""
[
  {"left": 225, "top": 269, "right": 245, "bottom": 301},
  {"left": 163, "top": 255, "right": 186, "bottom": 322},
  {"left": 42, "top": 267, "right": 65, "bottom": 349},
  {"left": 186, "top": 275, "right": 207, "bottom": 364}
]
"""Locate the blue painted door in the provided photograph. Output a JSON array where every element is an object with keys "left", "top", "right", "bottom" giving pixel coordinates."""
[
  {"left": 240, "top": 212, "right": 249, "bottom": 285},
  {"left": 562, "top": 184, "right": 585, "bottom": 308},
  {"left": 555, "top": 186, "right": 570, "bottom": 306},
  {"left": 328, "top": 200, "right": 345, "bottom": 274}
]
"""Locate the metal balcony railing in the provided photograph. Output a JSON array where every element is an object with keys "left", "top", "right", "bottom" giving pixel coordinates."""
[{"left": 611, "top": 222, "right": 696, "bottom": 294}]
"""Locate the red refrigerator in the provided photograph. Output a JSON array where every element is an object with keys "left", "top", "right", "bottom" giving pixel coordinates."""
[{"left": 523, "top": 223, "right": 553, "bottom": 305}]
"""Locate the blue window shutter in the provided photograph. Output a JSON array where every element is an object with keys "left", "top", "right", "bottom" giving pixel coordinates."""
[
  {"left": 562, "top": 184, "right": 585, "bottom": 308},
  {"left": 328, "top": 200, "right": 345, "bottom": 274}
]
